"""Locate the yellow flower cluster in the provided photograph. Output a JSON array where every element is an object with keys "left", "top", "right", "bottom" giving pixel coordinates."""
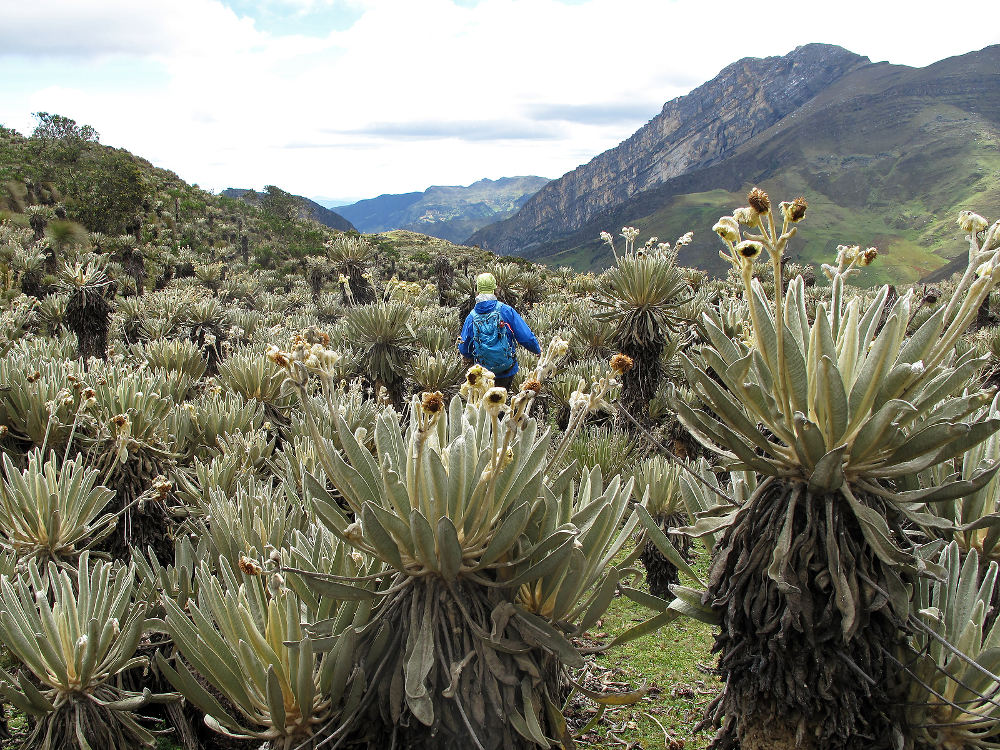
[
  {"left": 459, "top": 363, "right": 495, "bottom": 404},
  {"left": 714, "top": 190, "right": 811, "bottom": 279},
  {"left": 267, "top": 333, "right": 342, "bottom": 386},
  {"left": 821, "top": 245, "right": 878, "bottom": 281}
]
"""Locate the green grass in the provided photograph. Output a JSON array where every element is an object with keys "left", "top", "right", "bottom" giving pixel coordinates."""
[
  {"left": 575, "top": 543, "right": 719, "bottom": 750},
  {"left": 581, "top": 593, "right": 718, "bottom": 749}
]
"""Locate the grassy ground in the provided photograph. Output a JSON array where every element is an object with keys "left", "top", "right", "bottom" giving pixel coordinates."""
[
  {"left": 578, "top": 594, "right": 718, "bottom": 749},
  {"left": 576, "top": 543, "right": 719, "bottom": 750}
]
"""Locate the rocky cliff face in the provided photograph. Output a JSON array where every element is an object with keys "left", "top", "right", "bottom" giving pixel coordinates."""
[{"left": 468, "top": 44, "right": 869, "bottom": 255}]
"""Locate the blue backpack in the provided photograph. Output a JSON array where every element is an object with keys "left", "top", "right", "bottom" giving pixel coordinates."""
[{"left": 471, "top": 305, "right": 516, "bottom": 375}]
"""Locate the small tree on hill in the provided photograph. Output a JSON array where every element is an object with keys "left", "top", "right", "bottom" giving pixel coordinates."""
[
  {"left": 31, "top": 112, "right": 99, "bottom": 143},
  {"left": 261, "top": 185, "right": 298, "bottom": 223},
  {"left": 30, "top": 112, "right": 99, "bottom": 172}
]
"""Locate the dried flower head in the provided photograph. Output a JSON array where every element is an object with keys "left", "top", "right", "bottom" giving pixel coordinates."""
[
  {"left": 859, "top": 247, "right": 878, "bottom": 266},
  {"left": 520, "top": 379, "right": 542, "bottom": 393},
  {"left": 111, "top": 414, "right": 129, "bottom": 429},
  {"left": 747, "top": 188, "right": 771, "bottom": 214},
  {"left": 958, "top": 210, "right": 989, "bottom": 233},
  {"left": 610, "top": 353, "right": 634, "bottom": 375},
  {"left": 0, "top": 426, "right": 7, "bottom": 438},
  {"left": 483, "top": 387, "right": 508, "bottom": 418},
  {"left": 732, "top": 207, "right": 755, "bottom": 225},
  {"left": 152, "top": 475, "right": 171, "bottom": 500},
  {"left": 713, "top": 216, "right": 740, "bottom": 243},
  {"left": 781, "top": 197, "right": 808, "bottom": 223},
  {"left": 266, "top": 345, "right": 290, "bottom": 368},
  {"left": 420, "top": 390, "right": 445, "bottom": 414},
  {"left": 736, "top": 240, "right": 764, "bottom": 261},
  {"left": 27, "top": 371, "right": 41, "bottom": 384},
  {"left": 238, "top": 555, "right": 264, "bottom": 576},
  {"left": 466, "top": 364, "right": 488, "bottom": 385}
]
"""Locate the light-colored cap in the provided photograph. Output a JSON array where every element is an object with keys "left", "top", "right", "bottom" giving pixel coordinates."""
[{"left": 476, "top": 272, "right": 497, "bottom": 294}]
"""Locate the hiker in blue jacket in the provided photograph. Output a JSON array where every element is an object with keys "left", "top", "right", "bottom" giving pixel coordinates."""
[{"left": 458, "top": 272, "right": 541, "bottom": 390}]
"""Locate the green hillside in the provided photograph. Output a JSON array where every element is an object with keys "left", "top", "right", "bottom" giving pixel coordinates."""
[
  {"left": 0, "top": 119, "right": 343, "bottom": 271},
  {"left": 0, "top": 116, "right": 485, "bottom": 281},
  {"left": 538, "top": 110, "right": 1000, "bottom": 285}
]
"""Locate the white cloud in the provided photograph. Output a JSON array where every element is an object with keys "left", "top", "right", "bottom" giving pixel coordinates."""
[
  {"left": 0, "top": 0, "right": 260, "bottom": 59},
  {"left": 3, "top": 0, "right": 998, "bottom": 200}
]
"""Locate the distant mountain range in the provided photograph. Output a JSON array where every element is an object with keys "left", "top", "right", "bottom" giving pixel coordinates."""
[
  {"left": 330, "top": 176, "right": 549, "bottom": 244},
  {"left": 468, "top": 43, "right": 1000, "bottom": 285},
  {"left": 221, "top": 187, "right": 356, "bottom": 232}
]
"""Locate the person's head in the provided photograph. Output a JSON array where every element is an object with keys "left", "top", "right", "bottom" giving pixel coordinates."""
[{"left": 476, "top": 272, "right": 497, "bottom": 295}]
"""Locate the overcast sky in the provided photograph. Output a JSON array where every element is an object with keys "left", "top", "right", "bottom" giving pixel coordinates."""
[{"left": 1, "top": 0, "right": 996, "bottom": 205}]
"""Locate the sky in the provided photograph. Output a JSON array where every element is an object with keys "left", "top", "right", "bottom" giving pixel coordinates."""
[{"left": 1, "top": 0, "right": 997, "bottom": 206}]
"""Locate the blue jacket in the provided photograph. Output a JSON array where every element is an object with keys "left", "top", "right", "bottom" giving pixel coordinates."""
[{"left": 458, "top": 298, "right": 541, "bottom": 377}]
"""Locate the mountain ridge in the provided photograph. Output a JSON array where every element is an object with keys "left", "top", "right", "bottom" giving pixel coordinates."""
[
  {"left": 505, "top": 43, "right": 1000, "bottom": 284},
  {"left": 334, "top": 176, "right": 549, "bottom": 243}
]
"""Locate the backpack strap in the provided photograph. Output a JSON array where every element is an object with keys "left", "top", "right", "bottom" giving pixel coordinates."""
[{"left": 495, "top": 303, "right": 514, "bottom": 338}]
